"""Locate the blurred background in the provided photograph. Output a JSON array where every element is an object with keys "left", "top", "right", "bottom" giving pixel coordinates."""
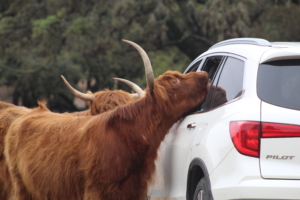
[{"left": 0, "top": 0, "right": 299, "bottom": 112}]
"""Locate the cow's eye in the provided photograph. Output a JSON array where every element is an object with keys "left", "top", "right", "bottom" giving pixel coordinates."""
[{"left": 172, "top": 79, "right": 178, "bottom": 84}]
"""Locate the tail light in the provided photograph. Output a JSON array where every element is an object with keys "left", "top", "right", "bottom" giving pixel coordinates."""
[
  {"left": 230, "top": 121, "right": 260, "bottom": 157},
  {"left": 230, "top": 121, "right": 300, "bottom": 158},
  {"left": 261, "top": 123, "right": 300, "bottom": 138}
]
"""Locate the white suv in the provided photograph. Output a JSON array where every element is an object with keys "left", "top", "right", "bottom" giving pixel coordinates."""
[{"left": 148, "top": 38, "right": 300, "bottom": 200}]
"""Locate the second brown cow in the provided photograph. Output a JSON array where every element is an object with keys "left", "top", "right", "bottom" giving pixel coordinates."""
[{"left": 0, "top": 78, "right": 143, "bottom": 199}]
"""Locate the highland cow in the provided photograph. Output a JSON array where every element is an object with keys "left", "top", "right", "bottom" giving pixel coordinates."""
[
  {"left": 0, "top": 78, "right": 144, "bottom": 200},
  {"left": 5, "top": 40, "right": 209, "bottom": 200}
]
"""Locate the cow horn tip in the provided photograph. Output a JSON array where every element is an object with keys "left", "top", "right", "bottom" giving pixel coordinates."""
[
  {"left": 122, "top": 39, "right": 130, "bottom": 44},
  {"left": 61, "top": 75, "right": 66, "bottom": 79}
]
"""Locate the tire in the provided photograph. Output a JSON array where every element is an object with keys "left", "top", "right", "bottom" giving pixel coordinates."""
[{"left": 193, "top": 178, "right": 213, "bottom": 200}]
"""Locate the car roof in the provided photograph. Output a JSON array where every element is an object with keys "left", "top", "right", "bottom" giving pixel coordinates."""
[
  {"left": 271, "top": 42, "right": 300, "bottom": 47},
  {"left": 196, "top": 38, "right": 300, "bottom": 64}
]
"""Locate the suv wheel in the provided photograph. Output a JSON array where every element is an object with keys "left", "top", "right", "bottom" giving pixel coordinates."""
[{"left": 193, "top": 178, "right": 212, "bottom": 200}]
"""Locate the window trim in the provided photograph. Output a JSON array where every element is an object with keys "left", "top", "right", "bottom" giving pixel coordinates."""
[
  {"left": 184, "top": 59, "right": 203, "bottom": 74},
  {"left": 185, "top": 59, "right": 203, "bottom": 73}
]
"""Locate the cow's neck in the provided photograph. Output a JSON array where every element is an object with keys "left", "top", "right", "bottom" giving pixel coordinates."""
[
  {"left": 107, "top": 93, "right": 177, "bottom": 150},
  {"left": 102, "top": 93, "right": 181, "bottom": 200}
]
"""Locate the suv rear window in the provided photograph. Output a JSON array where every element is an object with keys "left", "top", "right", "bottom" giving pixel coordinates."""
[{"left": 257, "top": 59, "right": 300, "bottom": 110}]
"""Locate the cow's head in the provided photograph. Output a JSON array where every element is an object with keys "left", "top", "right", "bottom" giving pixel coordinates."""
[{"left": 121, "top": 40, "right": 209, "bottom": 118}]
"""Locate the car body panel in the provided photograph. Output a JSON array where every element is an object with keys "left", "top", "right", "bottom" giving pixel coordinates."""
[
  {"left": 210, "top": 148, "right": 300, "bottom": 200},
  {"left": 260, "top": 46, "right": 300, "bottom": 63},
  {"left": 149, "top": 97, "right": 262, "bottom": 199},
  {"left": 192, "top": 96, "right": 262, "bottom": 174},
  {"left": 149, "top": 116, "right": 213, "bottom": 198},
  {"left": 260, "top": 101, "right": 300, "bottom": 179}
]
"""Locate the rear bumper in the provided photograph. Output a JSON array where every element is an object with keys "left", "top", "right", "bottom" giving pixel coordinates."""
[
  {"left": 210, "top": 148, "right": 300, "bottom": 199},
  {"left": 212, "top": 177, "right": 300, "bottom": 200}
]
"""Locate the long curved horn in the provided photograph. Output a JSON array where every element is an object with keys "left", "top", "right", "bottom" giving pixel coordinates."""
[
  {"left": 113, "top": 78, "right": 146, "bottom": 99},
  {"left": 122, "top": 39, "right": 155, "bottom": 91},
  {"left": 61, "top": 75, "right": 94, "bottom": 101}
]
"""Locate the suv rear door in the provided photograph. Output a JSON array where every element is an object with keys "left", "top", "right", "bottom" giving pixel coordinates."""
[{"left": 258, "top": 59, "right": 300, "bottom": 179}]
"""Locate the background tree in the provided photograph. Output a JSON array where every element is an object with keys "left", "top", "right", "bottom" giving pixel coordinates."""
[{"left": 0, "top": 0, "right": 299, "bottom": 112}]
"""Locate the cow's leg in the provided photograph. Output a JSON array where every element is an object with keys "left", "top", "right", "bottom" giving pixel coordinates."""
[
  {"left": 83, "top": 179, "right": 108, "bottom": 200},
  {"left": 83, "top": 186, "right": 102, "bottom": 200},
  {"left": 9, "top": 171, "right": 31, "bottom": 200}
]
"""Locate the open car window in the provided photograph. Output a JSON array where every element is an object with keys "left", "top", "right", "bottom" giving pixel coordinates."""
[
  {"left": 200, "top": 56, "right": 245, "bottom": 112},
  {"left": 202, "top": 56, "right": 224, "bottom": 80},
  {"left": 199, "top": 56, "right": 225, "bottom": 111}
]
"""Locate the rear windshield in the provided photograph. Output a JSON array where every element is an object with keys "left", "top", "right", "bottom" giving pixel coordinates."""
[{"left": 257, "top": 59, "right": 300, "bottom": 110}]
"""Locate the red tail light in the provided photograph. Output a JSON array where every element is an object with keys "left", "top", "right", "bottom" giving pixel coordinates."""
[
  {"left": 230, "top": 121, "right": 300, "bottom": 158},
  {"left": 230, "top": 121, "right": 260, "bottom": 158},
  {"left": 262, "top": 123, "right": 300, "bottom": 138}
]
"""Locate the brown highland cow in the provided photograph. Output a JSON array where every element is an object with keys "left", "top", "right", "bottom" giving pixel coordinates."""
[{"left": 4, "top": 40, "right": 209, "bottom": 200}]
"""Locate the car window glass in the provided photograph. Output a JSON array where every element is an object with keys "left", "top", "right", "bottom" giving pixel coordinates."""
[
  {"left": 257, "top": 59, "right": 300, "bottom": 110},
  {"left": 210, "top": 57, "right": 244, "bottom": 109},
  {"left": 186, "top": 60, "right": 202, "bottom": 73}
]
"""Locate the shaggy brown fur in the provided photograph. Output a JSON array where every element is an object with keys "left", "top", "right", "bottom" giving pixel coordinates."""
[
  {"left": 0, "top": 102, "right": 30, "bottom": 200},
  {"left": 5, "top": 70, "right": 208, "bottom": 200}
]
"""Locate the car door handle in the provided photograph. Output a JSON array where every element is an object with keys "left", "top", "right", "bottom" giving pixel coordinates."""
[{"left": 187, "top": 123, "right": 196, "bottom": 129}]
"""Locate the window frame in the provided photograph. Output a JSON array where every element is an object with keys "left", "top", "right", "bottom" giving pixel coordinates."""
[
  {"left": 199, "top": 55, "right": 227, "bottom": 111},
  {"left": 199, "top": 54, "right": 246, "bottom": 112},
  {"left": 185, "top": 59, "right": 203, "bottom": 73}
]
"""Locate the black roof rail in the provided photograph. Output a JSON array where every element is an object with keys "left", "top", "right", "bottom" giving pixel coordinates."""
[{"left": 209, "top": 38, "right": 272, "bottom": 50}]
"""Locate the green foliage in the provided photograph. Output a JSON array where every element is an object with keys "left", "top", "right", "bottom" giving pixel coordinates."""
[
  {"left": 69, "top": 18, "right": 94, "bottom": 34},
  {"left": 32, "top": 15, "right": 60, "bottom": 39},
  {"left": 0, "top": 0, "right": 299, "bottom": 112},
  {"left": 149, "top": 47, "right": 190, "bottom": 77},
  {"left": 253, "top": 5, "right": 300, "bottom": 41}
]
